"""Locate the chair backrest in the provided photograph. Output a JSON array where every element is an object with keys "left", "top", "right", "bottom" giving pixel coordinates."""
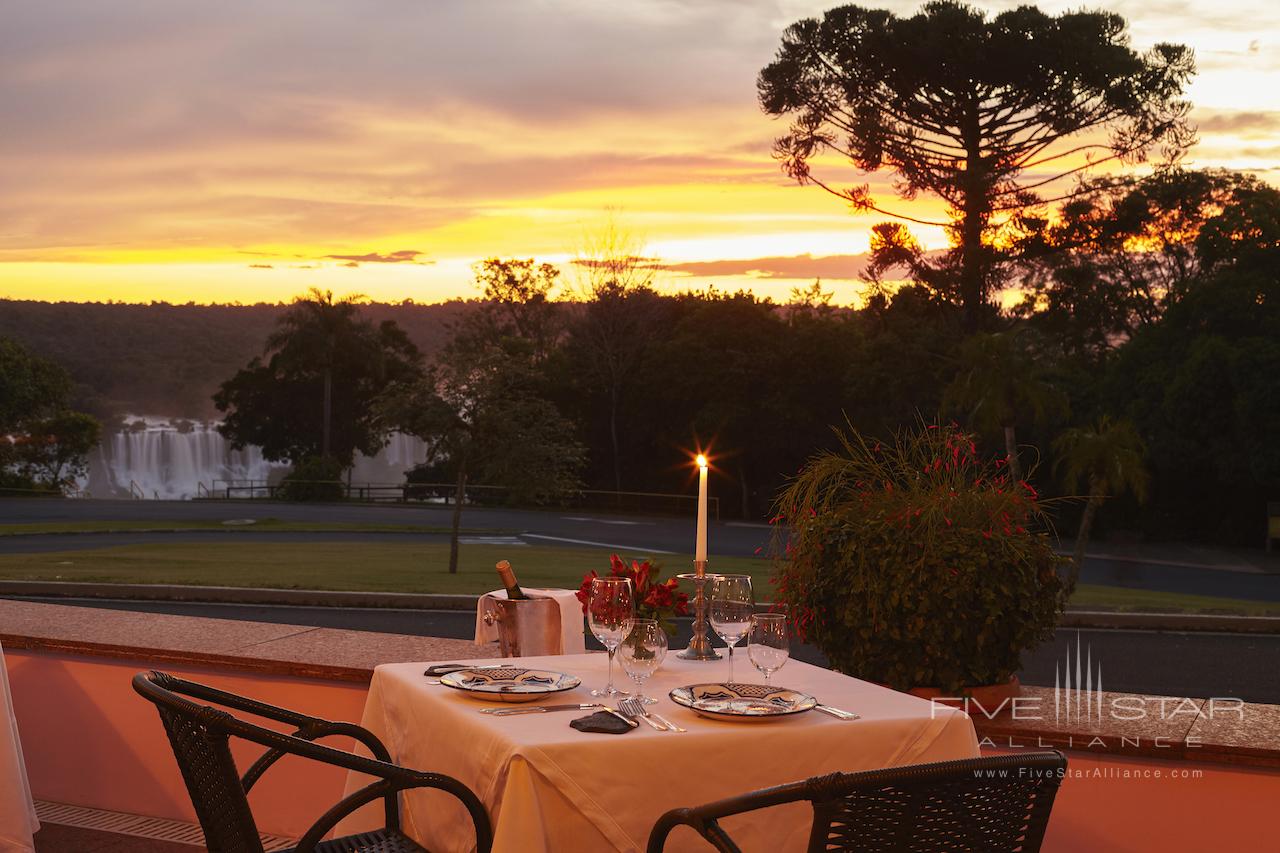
[
  {"left": 135, "top": 672, "right": 267, "bottom": 853},
  {"left": 648, "top": 751, "right": 1067, "bottom": 853},
  {"left": 808, "top": 751, "right": 1066, "bottom": 852}
]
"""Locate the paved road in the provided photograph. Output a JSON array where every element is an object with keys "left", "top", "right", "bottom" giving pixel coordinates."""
[
  {"left": 13, "top": 596, "right": 1278, "bottom": 704},
  {"left": 4, "top": 499, "right": 1280, "bottom": 601},
  {"left": 0, "top": 498, "right": 772, "bottom": 558}
]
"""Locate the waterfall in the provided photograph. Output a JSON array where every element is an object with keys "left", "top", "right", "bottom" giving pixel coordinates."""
[{"left": 84, "top": 416, "right": 428, "bottom": 499}]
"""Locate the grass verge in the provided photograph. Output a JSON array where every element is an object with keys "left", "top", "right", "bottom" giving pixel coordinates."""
[
  {"left": 0, "top": 541, "right": 772, "bottom": 595},
  {"left": 0, "top": 541, "right": 1275, "bottom": 616},
  {"left": 1069, "top": 583, "right": 1280, "bottom": 617},
  {"left": 0, "top": 520, "right": 496, "bottom": 536}
]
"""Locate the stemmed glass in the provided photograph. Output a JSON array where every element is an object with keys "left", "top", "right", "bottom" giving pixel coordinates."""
[
  {"left": 588, "top": 577, "right": 635, "bottom": 696},
  {"left": 747, "top": 613, "right": 789, "bottom": 683},
  {"left": 708, "top": 574, "right": 754, "bottom": 684},
  {"left": 617, "top": 619, "right": 667, "bottom": 705}
]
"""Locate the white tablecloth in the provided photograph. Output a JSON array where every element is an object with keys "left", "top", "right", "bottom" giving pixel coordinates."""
[
  {"left": 0, "top": 642, "right": 38, "bottom": 853},
  {"left": 342, "top": 653, "right": 978, "bottom": 853}
]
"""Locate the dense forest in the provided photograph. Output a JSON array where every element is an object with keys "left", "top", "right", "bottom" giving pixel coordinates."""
[{"left": 0, "top": 300, "right": 468, "bottom": 421}]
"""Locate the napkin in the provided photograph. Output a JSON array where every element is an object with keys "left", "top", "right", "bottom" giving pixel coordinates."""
[
  {"left": 570, "top": 710, "right": 634, "bottom": 734},
  {"left": 474, "top": 588, "right": 587, "bottom": 654}
]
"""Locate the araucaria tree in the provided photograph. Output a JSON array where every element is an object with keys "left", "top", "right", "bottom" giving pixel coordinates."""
[
  {"left": 758, "top": 1, "right": 1195, "bottom": 326},
  {"left": 215, "top": 289, "right": 422, "bottom": 468}
]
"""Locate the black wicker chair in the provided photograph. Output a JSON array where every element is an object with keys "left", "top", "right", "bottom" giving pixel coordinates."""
[
  {"left": 648, "top": 751, "right": 1067, "bottom": 853},
  {"left": 133, "top": 671, "right": 492, "bottom": 853}
]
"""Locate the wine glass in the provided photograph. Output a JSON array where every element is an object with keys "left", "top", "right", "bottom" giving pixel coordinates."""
[
  {"left": 708, "top": 574, "right": 754, "bottom": 684},
  {"left": 747, "top": 613, "right": 789, "bottom": 683},
  {"left": 617, "top": 619, "right": 667, "bottom": 704},
  {"left": 588, "top": 577, "right": 634, "bottom": 696}
]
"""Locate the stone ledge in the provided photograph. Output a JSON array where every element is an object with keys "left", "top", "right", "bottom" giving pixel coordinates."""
[
  {"left": 959, "top": 685, "right": 1280, "bottom": 769},
  {"left": 0, "top": 598, "right": 495, "bottom": 683},
  {"left": 7, "top": 580, "right": 1280, "bottom": 633},
  {"left": 0, "top": 579, "right": 480, "bottom": 610},
  {"left": 4, "top": 598, "right": 1278, "bottom": 770}
]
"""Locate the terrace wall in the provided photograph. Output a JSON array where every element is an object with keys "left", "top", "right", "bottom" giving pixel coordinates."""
[{"left": 4, "top": 600, "right": 1278, "bottom": 849}]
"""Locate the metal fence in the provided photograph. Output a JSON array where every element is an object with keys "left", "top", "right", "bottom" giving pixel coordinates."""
[{"left": 202, "top": 479, "right": 719, "bottom": 518}]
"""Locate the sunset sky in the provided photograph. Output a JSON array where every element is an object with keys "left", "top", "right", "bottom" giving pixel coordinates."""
[{"left": 1, "top": 0, "right": 1277, "bottom": 306}]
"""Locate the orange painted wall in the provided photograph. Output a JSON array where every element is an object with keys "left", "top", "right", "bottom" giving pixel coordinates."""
[
  {"left": 6, "top": 649, "right": 370, "bottom": 837},
  {"left": 8, "top": 648, "right": 1279, "bottom": 848},
  {"left": 982, "top": 747, "right": 1280, "bottom": 851}
]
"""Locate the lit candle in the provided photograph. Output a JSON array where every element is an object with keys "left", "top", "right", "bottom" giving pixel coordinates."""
[{"left": 695, "top": 454, "right": 708, "bottom": 570}]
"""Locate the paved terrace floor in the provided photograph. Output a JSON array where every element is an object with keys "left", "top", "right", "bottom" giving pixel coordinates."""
[{"left": 35, "top": 823, "right": 194, "bottom": 852}]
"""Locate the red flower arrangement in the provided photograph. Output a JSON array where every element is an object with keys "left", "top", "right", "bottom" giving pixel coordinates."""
[{"left": 577, "top": 554, "right": 690, "bottom": 635}]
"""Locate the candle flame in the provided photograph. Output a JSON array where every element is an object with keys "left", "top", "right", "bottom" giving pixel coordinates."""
[{"left": 696, "top": 454, "right": 708, "bottom": 468}]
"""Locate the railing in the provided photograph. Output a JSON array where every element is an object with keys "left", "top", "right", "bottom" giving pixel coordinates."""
[
  {"left": 127, "top": 480, "right": 146, "bottom": 500},
  {"left": 201, "top": 479, "right": 720, "bottom": 518}
]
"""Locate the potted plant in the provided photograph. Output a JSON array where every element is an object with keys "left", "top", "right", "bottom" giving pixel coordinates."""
[{"left": 772, "top": 421, "right": 1067, "bottom": 709}]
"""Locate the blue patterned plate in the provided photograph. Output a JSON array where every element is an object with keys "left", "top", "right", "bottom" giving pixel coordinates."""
[
  {"left": 439, "top": 667, "right": 581, "bottom": 703},
  {"left": 669, "top": 683, "right": 817, "bottom": 721}
]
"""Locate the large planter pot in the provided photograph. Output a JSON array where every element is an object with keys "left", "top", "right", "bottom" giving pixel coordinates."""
[{"left": 902, "top": 676, "right": 1022, "bottom": 717}]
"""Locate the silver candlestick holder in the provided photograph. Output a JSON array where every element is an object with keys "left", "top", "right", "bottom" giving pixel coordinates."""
[{"left": 677, "top": 562, "right": 722, "bottom": 660}]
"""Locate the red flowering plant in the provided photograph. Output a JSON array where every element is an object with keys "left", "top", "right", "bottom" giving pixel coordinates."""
[
  {"left": 771, "top": 420, "right": 1067, "bottom": 693},
  {"left": 577, "top": 554, "right": 690, "bottom": 636}
]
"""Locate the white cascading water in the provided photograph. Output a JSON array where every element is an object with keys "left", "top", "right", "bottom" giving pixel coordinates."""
[{"left": 84, "top": 416, "right": 428, "bottom": 499}]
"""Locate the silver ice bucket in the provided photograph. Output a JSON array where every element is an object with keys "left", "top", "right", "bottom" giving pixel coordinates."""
[{"left": 481, "top": 595, "right": 564, "bottom": 657}]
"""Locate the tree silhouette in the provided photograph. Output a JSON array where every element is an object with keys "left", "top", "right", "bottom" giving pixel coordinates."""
[
  {"left": 215, "top": 289, "right": 422, "bottom": 468},
  {"left": 1015, "top": 169, "right": 1279, "bottom": 358},
  {"left": 944, "top": 330, "right": 1067, "bottom": 483},
  {"left": 378, "top": 342, "right": 583, "bottom": 575},
  {"left": 758, "top": 1, "right": 1195, "bottom": 327},
  {"left": 0, "top": 337, "right": 100, "bottom": 493},
  {"left": 1053, "top": 416, "right": 1149, "bottom": 588},
  {"left": 567, "top": 223, "right": 663, "bottom": 495}
]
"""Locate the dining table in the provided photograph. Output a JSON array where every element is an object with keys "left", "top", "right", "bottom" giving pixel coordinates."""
[
  {"left": 0, "top": 641, "right": 38, "bottom": 853},
  {"left": 340, "top": 652, "right": 979, "bottom": 853}
]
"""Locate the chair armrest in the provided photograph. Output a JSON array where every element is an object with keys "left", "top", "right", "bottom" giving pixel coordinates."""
[
  {"left": 647, "top": 778, "right": 818, "bottom": 853},
  {"left": 647, "top": 808, "right": 742, "bottom": 853},
  {"left": 241, "top": 719, "right": 395, "bottom": 793},
  {"left": 292, "top": 771, "right": 493, "bottom": 853},
  {"left": 149, "top": 671, "right": 316, "bottom": 728}
]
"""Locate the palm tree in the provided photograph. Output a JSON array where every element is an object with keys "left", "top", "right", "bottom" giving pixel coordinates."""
[
  {"left": 266, "top": 288, "right": 366, "bottom": 459},
  {"left": 1053, "top": 416, "right": 1150, "bottom": 589},
  {"left": 944, "top": 331, "right": 1068, "bottom": 483}
]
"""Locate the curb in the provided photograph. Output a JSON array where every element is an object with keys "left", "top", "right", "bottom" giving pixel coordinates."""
[
  {"left": 0, "top": 528, "right": 467, "bottom": 538},
  {"left": 0, "top": 580, "right": 479, "bottom": 611},
  {"left": 1059, "top": 609, "right": 1280, "bottom": 634},
  {"left": 2, "top": 580, "right": 1280, "bottom": 633}
]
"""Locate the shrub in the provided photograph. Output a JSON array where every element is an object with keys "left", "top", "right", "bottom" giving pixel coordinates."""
[
  {"left": 773, "top": 421, "right": 1067, "bottom": 692},
  {"left": 279, "top": 456, "right": 345, "bottom": 502}
]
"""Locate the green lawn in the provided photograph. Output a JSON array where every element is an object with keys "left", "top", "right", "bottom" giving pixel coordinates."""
[
  {"left": 0, "top": 541, "right": 773, "bottom": 595},
  {"left": 1069, "top": 583, "right": 1280, "bottom": 617},
  {"left": 0, "top": 539, "right": 1275, "bottom": 616},
  {"left": 0, "top": 519, "right": 492, "bottom": 536}
]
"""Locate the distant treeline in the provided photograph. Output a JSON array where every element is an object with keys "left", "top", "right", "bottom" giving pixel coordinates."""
[{"left": 0, "top": 299, "right": 470, "bottom": 421}]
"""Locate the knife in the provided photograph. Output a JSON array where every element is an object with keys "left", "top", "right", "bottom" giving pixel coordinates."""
[
  {"left": 481, "top": 703, "right": 602, "bottom": 716},
  {"left": 425, "top": 663, "right": 506, "bottom": 677}
]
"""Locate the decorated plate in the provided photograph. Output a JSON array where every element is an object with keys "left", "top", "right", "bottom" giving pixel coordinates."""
[
  {"left": 439, "top": 667, "right": 581, "bottom": 703},
  {"left": 669, "top": 683, "right": 817, "bottom": 722}
]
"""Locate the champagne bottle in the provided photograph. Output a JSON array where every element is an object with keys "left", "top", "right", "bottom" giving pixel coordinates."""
[{"left": 495, "top": 560, "right": 527, "bottom": 600}]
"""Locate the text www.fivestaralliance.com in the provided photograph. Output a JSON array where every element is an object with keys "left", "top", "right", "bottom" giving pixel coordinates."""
[{"left": 973, "top": 768, "right": 1204, "bottom": 780}]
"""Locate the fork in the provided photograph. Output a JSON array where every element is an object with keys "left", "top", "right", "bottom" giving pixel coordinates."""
[
  {"left": 815, "top": 704, "right": 860, "bottom": 720},
  {"left": 619, "top": 697, "right": 667, "bottom": 731}
]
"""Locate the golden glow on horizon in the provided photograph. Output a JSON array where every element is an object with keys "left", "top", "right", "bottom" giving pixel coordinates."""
[{"left": 2, "top": 1, "right": 1276, "bottom": 306}]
